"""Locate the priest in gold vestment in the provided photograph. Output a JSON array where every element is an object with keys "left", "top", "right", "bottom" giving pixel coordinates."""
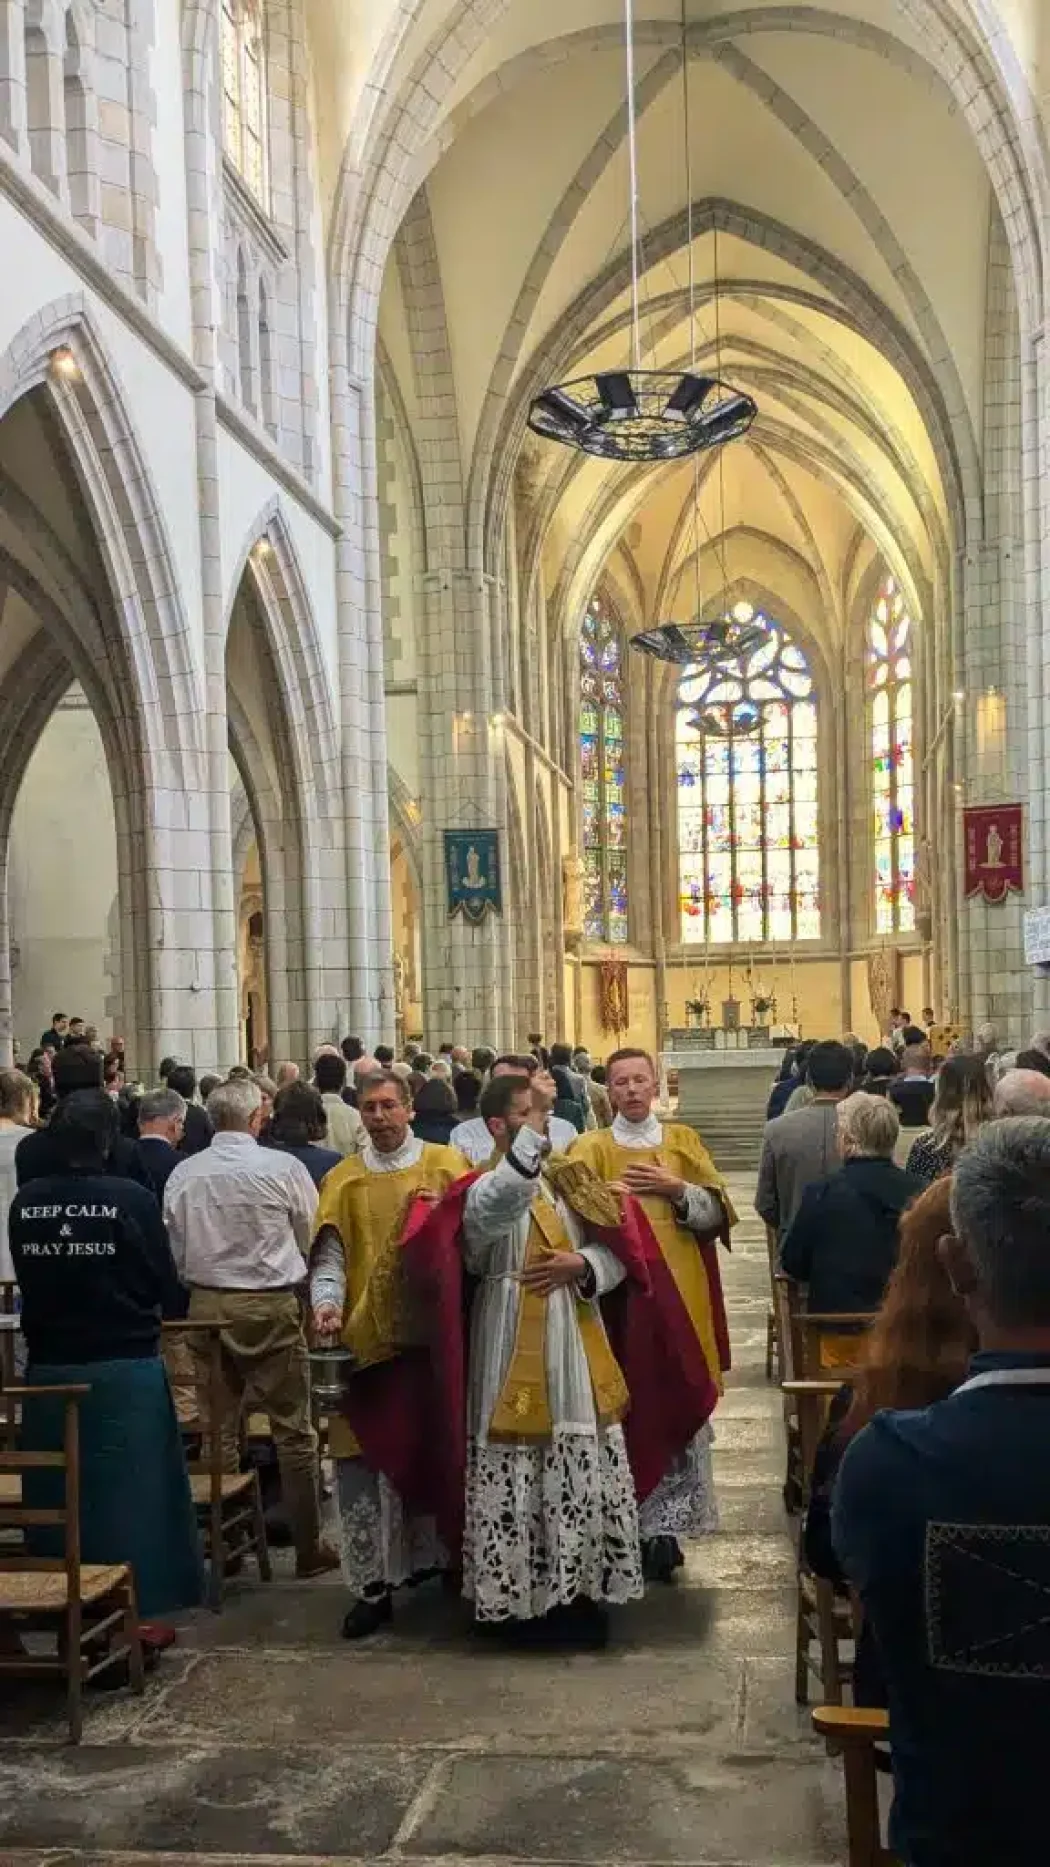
[
  {"left": 459, "top": 1069, "right": 644, "bottom": 1642},
  {"left": 570, "top": 1047, "right": 735, "bottom": 1580},
  {"left": 309, "top": 1070, "right": 470, "bottom": 1638}
]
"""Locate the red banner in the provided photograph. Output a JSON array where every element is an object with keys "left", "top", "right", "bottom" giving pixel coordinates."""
[{"left": 963, "top": 804, "right": 1024, "bottom": 904}]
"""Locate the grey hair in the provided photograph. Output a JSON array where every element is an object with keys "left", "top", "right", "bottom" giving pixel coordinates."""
[
  {"left": 951, "top": 1117, "right": 1050, "bottom": 1326},
  {"left": 206, "top": 1078, "right": 263, "bottom": 1130},
  {"left": 836, "top": 1091, "right": 899, "bottom": 1159},
  {"left": 138, "top": 1087, "right": 187, "bottom": 1126},
  {"left": 993, "top": 1071, "right": 1050, "bottom": 1119}
]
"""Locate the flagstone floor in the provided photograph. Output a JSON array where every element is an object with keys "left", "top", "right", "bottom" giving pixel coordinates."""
[{"left": 0, "top": 1177, "right": 847, "bottom": 1867}]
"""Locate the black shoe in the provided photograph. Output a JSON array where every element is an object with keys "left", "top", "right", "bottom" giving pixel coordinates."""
[
  {"left": 341, "top": 1593, "right": 392, "bottom": 1640},
  {"left": 564, "top": 1598, "right": 610, "bottom": 1650},
  {"left": 643, "top": 1535, "right": 683, "bottom": 1584}
]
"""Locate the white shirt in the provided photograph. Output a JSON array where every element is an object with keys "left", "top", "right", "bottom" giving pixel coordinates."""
[
  {"left": 361, "top": 1134, "right": 424, "bottom": 1174},
  {"left": 164, "top": 1131, "right": 318, "bottom": 1290},
  {"left": 321, "top": 1093, "right": 364, "bottom": 1158},
  {"left": 451, "top": 1113, "right": 579, "bottom": 1166}
]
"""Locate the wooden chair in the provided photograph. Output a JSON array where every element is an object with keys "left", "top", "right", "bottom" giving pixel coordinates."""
[
  {"left": 812, "top": 1706, "right": 896, "bottom": 1866},
  {"left": 799, "top": 1310, "right": 876, "bottom": 1378},
  {"left": 783, "top": 1377, "right": 856, "bottom": 1706},
  {"left": 166, "top": 1321, "right": 271, "bottom": 1611},
  {"left": 764, "top": 1225, "right": 779, "bottom": 1381},
  {"left": 0, "top": 1383, "right": 144, "bottom": 1743},
  {"left": 0, "top": 1281, "right": 19, "bottom": 1393}
]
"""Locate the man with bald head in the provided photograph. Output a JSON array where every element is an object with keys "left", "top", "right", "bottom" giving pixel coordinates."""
[{"left": 993, "top": 1069, "right": 1050, "bottom": 1118}]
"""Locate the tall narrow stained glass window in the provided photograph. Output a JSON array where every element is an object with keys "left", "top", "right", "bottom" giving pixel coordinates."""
[
  {"left": 869, "top": 577, "right": 916, "bottom": 933},
  {"left": 677, "top": 603, "right": 820, "bottom": 943},
  {"left": 579, "top": 596, "right": 628, "bottom": 943},
  {"left": 222, "top": 0, "right": 269, "bottom": 207}
]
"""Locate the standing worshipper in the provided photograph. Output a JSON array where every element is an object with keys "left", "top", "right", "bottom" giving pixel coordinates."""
[
  {"left": 136, "top": 1087, "right": 187, "bottom": 1199},
  {"left": 755, "top": 1039, "right": 853, "bottom": 1237},
  {"left": 451, "top": 1054, "right": 580, "bottom": 1163},
  {"left": 0, "top": 1069, "right": 36, "bottom": 1282},
  {"left": 313, "top": 1052, "right": 365, "bottom": 1156},
  {"left": 264, "top": 1081, "right": 342, "bottom": 1187},
  {"left": 17, "top": 1044, "right": 153, "bottom": 1189},
  {"left": 309, "top": 1071, "right": 470, "bottom": 1637},
  {"left": 10, "top": 1090, "right": 202, "bottom": 1636},
  {"left": 569, "top": 1048, "right": 734, "bottom": 1581},
  {"left": 163, "top": 1078, "right": 338, "bottom": 1580},
  {"left": 165, "top": 1064, "right": 214, "bottom": 1157}
]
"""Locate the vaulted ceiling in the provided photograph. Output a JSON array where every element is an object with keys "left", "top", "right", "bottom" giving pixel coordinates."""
[{"left": 341, "top": 0, "right": 1046, "bottom": 652}]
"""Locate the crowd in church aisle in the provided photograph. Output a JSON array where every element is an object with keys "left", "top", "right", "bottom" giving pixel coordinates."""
[{"left": 8, "top": 1011, "right": 1050, "bottom": 1863}]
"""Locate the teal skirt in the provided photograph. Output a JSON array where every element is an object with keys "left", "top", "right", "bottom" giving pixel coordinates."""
[{"left": 23, "top": 1355, "right": 204, "bottom": 1618}]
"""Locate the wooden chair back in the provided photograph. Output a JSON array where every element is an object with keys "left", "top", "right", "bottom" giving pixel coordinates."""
[
  {"left": 780, "top": 1378, "right": 843, "bottom": 1496},
  {"left": 0, "top": 1382, "right": 144, "bottom": 1740},
  {"left": 164, "top": 1321, "right": 270, "bottom": 1610},
  {"left": 0, "top": 1281, "right": 19, "bottom": 1393},
  {"left": 812, "top": 1707, "right": 896, "bottom": 1866},
  {"left": 799, "top": 1310, "right": 876, "bottom": 1379}
]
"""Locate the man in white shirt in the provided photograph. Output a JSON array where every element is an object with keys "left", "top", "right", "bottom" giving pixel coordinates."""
[
  {"left": 164, "top": 1078, "right": 338, "bottom": 1579},
  {"left": 313, "top": 1052, "right": 364, "bottom": 1156},
  {"left": 451, "top": 1054, "right": 579, "bottom": 1163}
]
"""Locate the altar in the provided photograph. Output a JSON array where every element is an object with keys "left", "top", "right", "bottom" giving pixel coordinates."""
[{"left": 661, "top": 1027, "right": 790, "bottom": 1169}]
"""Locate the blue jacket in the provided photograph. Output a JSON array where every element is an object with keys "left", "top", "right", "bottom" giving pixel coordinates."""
[{"left": 834, "top": 1352, "right": 1050, "bottom": 1866}]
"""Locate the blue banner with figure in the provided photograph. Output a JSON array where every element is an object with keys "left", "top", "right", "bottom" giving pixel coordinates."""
[{"left": 444, "top": 829, "right": 502, "bottom": 923}]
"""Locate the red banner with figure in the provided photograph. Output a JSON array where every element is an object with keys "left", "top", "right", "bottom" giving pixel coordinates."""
[{"left": 963, "top": 804, "right": 1024, "bottom": 904}]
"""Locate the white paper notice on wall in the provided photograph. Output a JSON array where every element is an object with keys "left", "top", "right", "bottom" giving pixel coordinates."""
[{"left": 1023, "top": 907, "right": 1050, "bottom": 968}]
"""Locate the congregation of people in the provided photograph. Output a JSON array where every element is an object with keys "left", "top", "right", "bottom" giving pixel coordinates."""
[
  {"left": 758, "top": 1010, "right": 1050, "bottom": 1867},
  {"left": 0, "top": 1025, "right": 731, "bottom": 1667},
  {"left": 6, "top": 1000, "right": 1050, "bottom": 1864}
]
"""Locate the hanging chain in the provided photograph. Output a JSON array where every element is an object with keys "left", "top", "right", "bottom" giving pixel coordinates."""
[{"left": 625, "top": 0, "right": 642, "bottom": 372}]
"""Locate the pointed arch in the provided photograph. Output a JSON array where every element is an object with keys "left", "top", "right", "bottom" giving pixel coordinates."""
[{"left": 225, "top": 500, "right": 348, "bottom": 1050}]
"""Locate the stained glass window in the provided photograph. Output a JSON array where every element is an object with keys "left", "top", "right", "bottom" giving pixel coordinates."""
[
  {"left": 869, "top": 577, "right": 916, "bottom": 934},
  {"left": 222, "top": 0, "right": 269, "bottom": 208},
  {"left": 676, "top": 602, "right": 820, "bottom": 943},
  {"left": 580, "top": 595, "right": 628, "bottom": 943}
]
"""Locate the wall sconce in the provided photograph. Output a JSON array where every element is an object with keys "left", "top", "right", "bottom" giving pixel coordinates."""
[
  {"left": 50, "top": 347, "right": 80, "bottom": 381},
  {"left": 491, "top": 711, "right": 505, "bottom": 729}
]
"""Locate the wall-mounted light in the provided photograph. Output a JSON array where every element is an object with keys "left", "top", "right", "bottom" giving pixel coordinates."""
[
  {"left": 50, "top": 347, "right": 80, "bottom": 381},
  {"left": 952, "top": 689, "right": 965, "bottom": 705},
  {"left": 491, "top": 711, "right": 505, "bottom": 729}
]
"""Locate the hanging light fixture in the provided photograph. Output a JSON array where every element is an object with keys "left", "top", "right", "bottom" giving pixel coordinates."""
[
  {"left": 630, "top": 1, "right": 758, "bottom": 669},
  {"left": 527, "top": 0, "right": 755, "bottom": 464},
  {"left": 632, "top": 611, "right": 767, "bottom": 666}
]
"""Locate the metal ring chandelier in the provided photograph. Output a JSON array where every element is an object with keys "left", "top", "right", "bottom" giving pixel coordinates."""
[
  {"left": 630, "top": 611, "right": 767, "bottom": 666},
  {"left": 527, "top": 369, "right": 757, "bottom": 464}
]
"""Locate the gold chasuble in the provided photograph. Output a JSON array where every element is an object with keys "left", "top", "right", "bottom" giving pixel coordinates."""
[
  {"left": 315, "top": 1143, "right": 469, "bottom": 1457},
  {"left": 487, "top": 1189, "right": 629, "bottom": 1442},
  {"left": 569, "top": 1125, "right": 736, "bottom": 1391}
]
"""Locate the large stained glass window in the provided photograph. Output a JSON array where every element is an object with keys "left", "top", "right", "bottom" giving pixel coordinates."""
[
  {"left": 677, "top": 603, "right": 820, "bottom": 943},
  {"left": 869, "top": 577, "right": 916, "bottom": 933},
  {"left": 580, "top": 596, "right": 628, "bottom": 943},
  {"left": 222, "top": 0, "right": 268, "bottom": 207}
]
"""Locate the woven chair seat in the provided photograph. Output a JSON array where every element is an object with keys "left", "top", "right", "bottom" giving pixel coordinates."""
[
  {"left": 0, "top": 1563, "right": 130, "bottom": 1610},
  {"left": 189, "top": 1471, "right": 255, "bottom": 1504},
  {"left": 0, "top": 1476, "right": 21, "bottom": 1502}
]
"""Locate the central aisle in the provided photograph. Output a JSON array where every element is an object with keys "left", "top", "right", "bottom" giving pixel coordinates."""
[{"left": 0, "top": 1175, "right": 847, "bottom": 1867}]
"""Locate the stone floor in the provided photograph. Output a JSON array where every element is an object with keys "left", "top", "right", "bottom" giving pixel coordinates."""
[{"left": 0, "top": 1177, "right": 846, "bottom": 1867}]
